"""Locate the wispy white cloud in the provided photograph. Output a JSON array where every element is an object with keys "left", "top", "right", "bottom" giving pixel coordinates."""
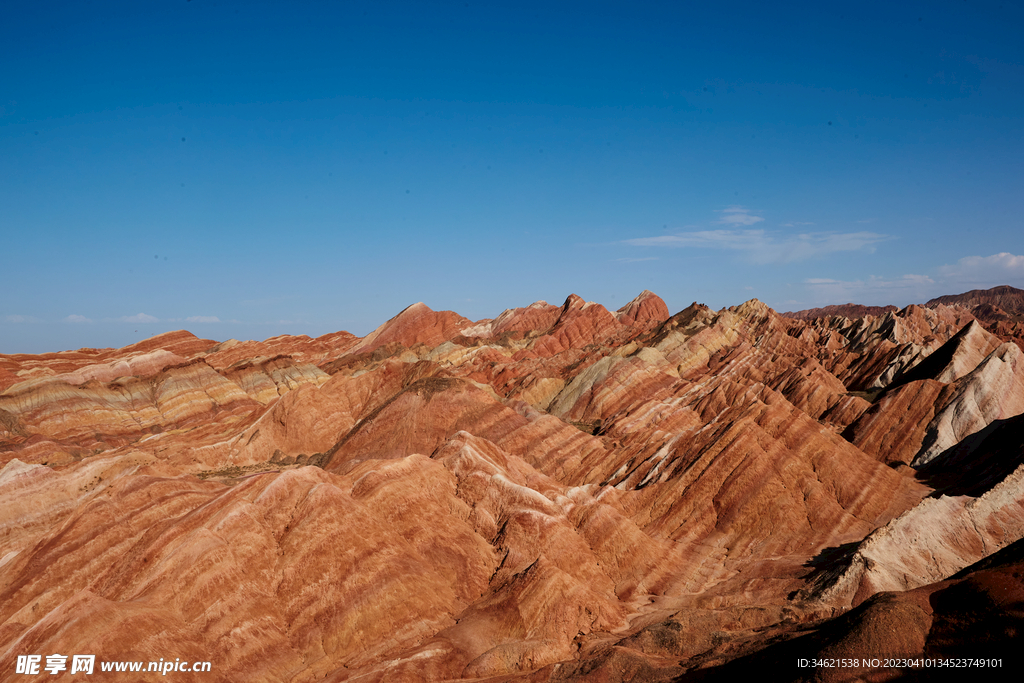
[
  {"left": 800, "top": 274, "right": 935, "bottom": 304},
  {"left": 627, "top": 230, "right": 759, "bottom": 249},
  {"left": 797, "top": 252, "right": 1024, "bottom": 307},
  {"left": 185, "top": 316, "right": 221, "bottom": 323},
  {"left": 614, "top": 257, "right": 659, "bottom": 263},
  {"left": 625, "top": 207, "right": 889, "bottom": 263},
  {"left": 120, "top": 313, "right": 159, "bottom": 323},
  {"left": 937, "top": 252, "right": 1024, "bottom": 286},
  {"left": 805, "top": 274, "right": 934, "bottom": 289},
  {"left": 716, "top": 206, "right": 764, "bottom": 226},
  {"left": 3, "top": 315, "right": 42, "bottom": 324},
  {"left": 624, "top": 229, "right": 890, "bottom": 264},
  {"left": 64, "top": 314, "right": 93, "bottom": 324}
]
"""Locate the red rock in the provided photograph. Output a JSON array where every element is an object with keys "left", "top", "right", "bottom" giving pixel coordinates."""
[
  {"left": 844, "top": 379, "right": 953, "bottom": 466},
  {"left": 351, "top": 302, "right": 473, "bottom": 354},
  {"left": 528, "top": 295, "right": 625, "bottom": 358},
  {"left": 781, "top": 303, "right": 899, "bottom": 320},
  {"left": 1, "top": 289, "right": 1023, "bottom": 681},
  {"left": 461, "top": 301, "right": 562, "bottom": 340},
  {"left": 616, "top": 290, "right": 670, "bottom": 328},
  {"left": 925, "top": 284, "right": 1024, "bottom": 316}
]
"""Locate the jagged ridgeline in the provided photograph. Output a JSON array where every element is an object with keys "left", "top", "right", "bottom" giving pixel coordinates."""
[{"left": 1, "top": 287, "right": 1023, "bottom": 681}]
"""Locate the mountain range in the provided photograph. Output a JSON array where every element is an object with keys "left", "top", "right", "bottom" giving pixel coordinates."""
[{"left": 1, "top": 286, "right": 1022, "bottom": 682}]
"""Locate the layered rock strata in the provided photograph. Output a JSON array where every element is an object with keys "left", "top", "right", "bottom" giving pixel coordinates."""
[{"left": 1, "top": 287, "right": 1022, "bottom": 681}]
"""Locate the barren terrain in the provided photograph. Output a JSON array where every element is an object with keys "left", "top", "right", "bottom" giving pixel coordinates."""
[{"left": 2, "top": 287, "right": 1022, "bottom": 681}]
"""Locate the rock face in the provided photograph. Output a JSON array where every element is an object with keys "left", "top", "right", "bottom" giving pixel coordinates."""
[
  {"left": 912, "top": 342, "right": 1024, "bottom": 466},
  {"left": 1, "top": 288, "right": 1023, "bottom": 682}
]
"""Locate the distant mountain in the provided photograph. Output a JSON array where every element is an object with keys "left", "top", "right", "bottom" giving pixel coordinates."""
[
  {"left": 925, "top": 284, "right": 1024, "bottom": 321},
  {"left": 783, "top": 285, "right": 1024, "bottom": 323},
  {"left": 781, "top": 303, "right": 898, "bottom": 320}
]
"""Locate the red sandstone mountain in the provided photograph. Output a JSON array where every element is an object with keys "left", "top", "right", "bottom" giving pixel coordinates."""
[
  {"left": 925, "top": 284, "right": 1024, "bottom": 318},
  {"left": 783, "top": 285, "right": 1024, "bottom": 323},
  {"left": 783, "top": 285, "right": 1024, "bottom": 356},
  {"left": 1, "top": 288, "right": 1022, "bottom": 681},
  {"left": 781, "top": 303, "right": 898, "bottom": 320}
]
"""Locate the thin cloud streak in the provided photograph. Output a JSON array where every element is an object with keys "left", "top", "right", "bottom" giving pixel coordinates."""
[
  {"left": 716, "top": 207, "right": 764, "bottom": 226},
  {"left": 119, "top": 313, "right": 159, "bottom": 323},
  {"left": 624, "top": 229, "right": 890, "bottom": 264},
  {"left": 797, "top": 252, "right": 1024, "bottom": 307},
  {"left": 800, "top": 274, "right": 936, "bottom": 305}
]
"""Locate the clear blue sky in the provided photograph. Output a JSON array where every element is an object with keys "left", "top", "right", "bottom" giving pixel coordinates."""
[{"left": 3, "top": 0, "right": 1023, "bottom": 352}]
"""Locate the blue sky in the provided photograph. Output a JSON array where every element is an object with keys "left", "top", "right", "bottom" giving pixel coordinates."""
[{"left": 2, "top": 0, "right": 1023, "bottom": 352}]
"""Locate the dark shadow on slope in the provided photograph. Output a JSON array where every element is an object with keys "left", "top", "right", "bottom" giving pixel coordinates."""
[
  {"left": 802, "top": 542, "right": 862, "bottom": 573},
  {"left": 787, "top": 542, "right": 861, "bottom": 602},
  {"left": 878, "top": 320, "right": 977, "bottom": 397},
  {"left": 915, "top": 414, "right": 1024, "bottom": 497},
  {"left": 675, "top": 541, "right": 1024, "bottom": 683},
  {"left": 924, "top": 538, "right": 1024, "bottom": 670}
]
